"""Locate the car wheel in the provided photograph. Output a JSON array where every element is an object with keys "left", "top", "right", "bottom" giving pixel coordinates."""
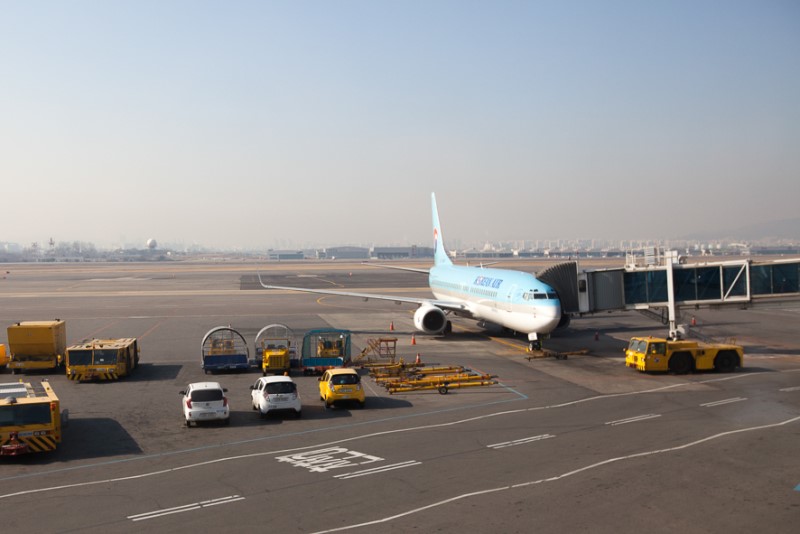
[
  {"left": 224, "top": 417, "right": 230, "bottom": 426},
  {"left": 358, "top": 401, "right": 365, "bottom": 409},
  {"left": 295, "top": 410, "right": 302, "bottom": 419},
  {"left": 185, "top": 418, "right": 192, "bottom": 427}
]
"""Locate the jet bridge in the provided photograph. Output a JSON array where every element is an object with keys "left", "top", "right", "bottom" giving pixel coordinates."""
[{"left": 538, "top": 250, "right": 800, "bottom": 338}]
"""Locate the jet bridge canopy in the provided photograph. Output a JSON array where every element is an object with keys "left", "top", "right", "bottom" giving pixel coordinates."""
[{"left": 539, "top": 251, "right": 800, "bottom": 338}]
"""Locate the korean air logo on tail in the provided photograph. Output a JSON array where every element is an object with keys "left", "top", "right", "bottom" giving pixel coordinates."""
[{"left": 433, "top": 228, "right": 439, "bottom": 255}]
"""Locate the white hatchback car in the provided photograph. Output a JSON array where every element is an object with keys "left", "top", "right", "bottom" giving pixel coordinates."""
[
  {"left": 250, "top": 375, "right": 302, "bottom": 418},
  {"left": 180, "top": 381, "right": 230, "bottom": 426}
]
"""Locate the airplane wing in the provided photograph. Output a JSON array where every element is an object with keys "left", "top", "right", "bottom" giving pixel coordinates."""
[
  {"left": 257, "top": 273, "right": 469, "bottom": 312},
  {"left": 360, "top": 263, "right": 430, "bottom": 274}
]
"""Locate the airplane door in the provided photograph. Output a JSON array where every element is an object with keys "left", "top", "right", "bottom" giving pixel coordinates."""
[{"left": 503, "top": 284, "right": 517, "bottom": 311}]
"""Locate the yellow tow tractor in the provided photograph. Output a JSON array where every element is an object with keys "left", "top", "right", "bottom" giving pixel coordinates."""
[
  {"left": 1, "top": 379, "right": 64, "bottom": 456},
  {"left": 625, "top": 336, "right": 744, "bottom": 374},
  {"left": 66, "top": 338, "right": 140, "bottom": 381}
]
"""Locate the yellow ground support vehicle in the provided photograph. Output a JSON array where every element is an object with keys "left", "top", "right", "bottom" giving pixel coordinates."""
[
  {"left": 255, "top": 324, "right": 296, "bottom": 376},
  {"left": 66, "top": 338, "right": 140, "bottom": 381},
  {"left": 625, "top": 336, "right": 744, "bottom": 374},
  {"left": 0, "top": 380, "right": 63, "bottom": 456},
  {"left": 7, "top": 320, "right": 67, "bottom": 373}
]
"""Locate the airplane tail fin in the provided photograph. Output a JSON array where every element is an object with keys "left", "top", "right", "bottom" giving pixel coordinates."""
[{"left": 431, "top": 193, "right": 453, "bottom": 267}]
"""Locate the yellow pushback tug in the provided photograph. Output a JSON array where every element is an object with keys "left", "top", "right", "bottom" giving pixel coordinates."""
[
  {"left": 66, "top": 338, "right": 140, "bottom": 382},
  {"left": 0, "top": 380, "right": 63, "bottom": 456}
]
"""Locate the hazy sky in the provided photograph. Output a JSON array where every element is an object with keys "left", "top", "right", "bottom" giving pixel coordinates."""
[{"left": 2, "top": 1, "right": 798, "bottom": 250}]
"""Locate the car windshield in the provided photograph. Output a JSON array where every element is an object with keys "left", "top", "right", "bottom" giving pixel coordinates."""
[
  {"left": 191, "top": 389, "right": 223, "bottom": 402},
  {"left": 266, "top": 382, "right": 296, "bottom": 394},
  {"left": 331, "top": 374, "right": 359, "bottom": 386}
]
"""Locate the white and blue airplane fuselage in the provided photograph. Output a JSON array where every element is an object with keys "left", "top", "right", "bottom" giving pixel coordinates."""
[{"left": 259, "top": 193, "right": 563, "bottom": 349}]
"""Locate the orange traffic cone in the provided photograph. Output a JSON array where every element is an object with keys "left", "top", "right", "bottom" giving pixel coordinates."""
[
  {"left": 390, "top": 321, "right": 394, "bottom": 331},
  {"left": 691, "top": 316, "right": 697, "bottom": 327},
  {"left": 415, "top": 353, "right": 421, "bottom": 365},
  {"left": 411, "top": 334, "right": 416, "bottom": 345}
]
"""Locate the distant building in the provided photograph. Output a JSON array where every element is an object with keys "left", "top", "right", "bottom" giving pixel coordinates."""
[
  {"left": 266, "top": 250, "right": 305, "bottom": 260},
  {"left": 372, "top": 246, "right": 433, "bottom": 260},
  {"left": 324, "top": 246, "right": 369, "bottom": 260}
]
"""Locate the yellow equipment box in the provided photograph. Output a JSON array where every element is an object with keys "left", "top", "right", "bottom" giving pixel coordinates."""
[{"left": 7, "top": 320, "right": 66, "bottom": 373}]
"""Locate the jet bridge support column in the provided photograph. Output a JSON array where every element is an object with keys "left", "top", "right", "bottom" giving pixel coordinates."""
[{"left": 665, "top": 251, "right": 678, "bottom": 339}]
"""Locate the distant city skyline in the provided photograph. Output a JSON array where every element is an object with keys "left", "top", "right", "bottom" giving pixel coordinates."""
[{"left": 3, "top": 2, "right": 798, "bottom": 250}]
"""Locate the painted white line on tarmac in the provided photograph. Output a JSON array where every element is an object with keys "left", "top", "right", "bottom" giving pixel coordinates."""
[
  {"left": 333, "top": 461, "right": 422, "bottom": 480},
  {"left": 488, "top": 434, "right": 555, "bottom": 449},
  {"left": 700, "top": 397, "right": 747, "bottom": 407},
  {"left": 605, "top": 414, "right": 662, "bottom": 426},
  {"left": 128, "top": 495, "right": 244, "bottom": 522}
]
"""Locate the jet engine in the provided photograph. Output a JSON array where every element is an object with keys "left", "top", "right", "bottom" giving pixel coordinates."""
[
  {"left": 413, "top": 304, "right": 447, "bottom": 334},
  {"left": 556, "top": 313, "right": 571, "bottom": 330}
]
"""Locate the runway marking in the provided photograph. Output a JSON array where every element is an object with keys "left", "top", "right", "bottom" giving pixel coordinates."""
[
  {"left": 276, "top": 447, "right": 383, "bottom": 473},
  {"left": 605, "top": 414, "right": 661, "bottom": 426},
  {"left": 308, "top": 414, "right": 800, "bottom": 534},
  {"left": 487, "top": 434, "right": 555, "bottom": 449},
  {"left": 127, "top": 495, "right": 244, "bottom": 522},
  {"left": 700, "top": 397, "right": 747, "bottom": 407},
  {"left": 779, "top": 386, "right": 800, "bottom": 392},
  {"left": 333, "top": 461, "right": 421, "bottom": 480}
]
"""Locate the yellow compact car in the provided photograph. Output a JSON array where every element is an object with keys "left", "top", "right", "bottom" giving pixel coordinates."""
[{"left": 319, "top": 368, "right": 366, "bottom": 409}]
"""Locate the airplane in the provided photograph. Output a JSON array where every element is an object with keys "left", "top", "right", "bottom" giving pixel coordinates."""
[{"left": 258, "top": 193, "right": 564, "bottom": 351}]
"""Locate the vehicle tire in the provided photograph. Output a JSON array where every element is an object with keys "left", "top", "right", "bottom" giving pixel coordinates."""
[
  {"left": 295, "top": 410, "right": 302, "bottom": 419},
  {"left": 715, "top": 351, "right": 738, "bottom": 373},
  {"left": 185, "top": 418, "right": 191, "bottom": 427},
  {"left": 669, "top": 352, "right": 692, "bottom": 374},
  {"left": 224, "top": 417, "right": 230, "bottom": 426},
  {"left": 438, "top": 386, "right": 449, "bottom": 395},
  {"left": 357, "top": 401, "right": 365, "bottom": 409}
]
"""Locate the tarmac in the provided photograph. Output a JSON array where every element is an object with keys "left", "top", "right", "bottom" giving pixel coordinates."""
[{"left": 1, "top": 260, "right": 798, "bottom": 533}]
